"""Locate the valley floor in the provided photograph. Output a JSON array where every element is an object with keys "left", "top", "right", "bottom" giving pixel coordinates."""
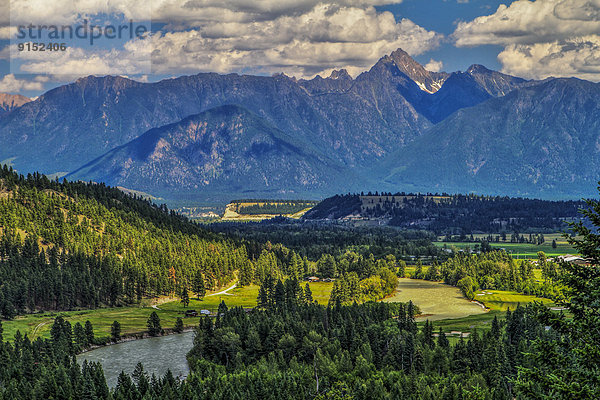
[{"left": 2, "top": 277, "right": 551, "bottom": 344}]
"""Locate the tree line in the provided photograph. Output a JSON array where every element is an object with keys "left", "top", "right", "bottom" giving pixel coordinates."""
[{"left": 409, "top": 250, "right": 563, "bottom": 301}]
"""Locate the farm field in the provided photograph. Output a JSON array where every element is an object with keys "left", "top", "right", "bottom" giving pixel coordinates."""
[
  {"left": 434, "top": 233, "right": 576, "bottom": 258},
  {"left": 431, "top": 289, "right": 553, "bottom": 341},
  {"left": 221, "top": 200, "right": 317, "bottom": 221},
  {"left": 474, "top": 289, "right": 553, "bottom": 311},
  {"left": 2, "top": 282, "right": 334, "bottom": 341}
]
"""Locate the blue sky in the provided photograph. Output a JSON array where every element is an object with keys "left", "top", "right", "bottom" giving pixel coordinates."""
[
  {"left": 1, "top": 0, "right": 600, "bottom": 97},
  {"left": 380, "top": 0, "right": 507, "bottom": 72}
]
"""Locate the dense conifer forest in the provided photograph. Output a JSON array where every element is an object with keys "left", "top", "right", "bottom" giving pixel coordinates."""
[
  {"left": 304, "top": 193, "right": 586, "bottom": 234},
  {"left": 0, "top": 166, "right": 599, "bottom": 399},
  {"left": 0, "top": 167, "right": 421, "bottom": 316},
  {"left": 208, "top": 221, "right": 440, "bottom": 261}
]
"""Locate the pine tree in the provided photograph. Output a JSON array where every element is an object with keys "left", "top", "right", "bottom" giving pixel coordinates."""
[
  {"left": 304, "top": 283, "right": 314, "bottom": 304},
  {"left": 111, "top": 321, "right": 121, "bottom": 342},
  {"left": 174, "top": 317, "right": 184, "bottom": 333},
  {"left": 437, "top": 328, "right": 449, "bottom": 348},
  {"left": 192, "top": 272, "right": 206, "bottom": 300},
  {"left": 73, "top": 322, "right": 86, "bottom": 350},
  {"left": 147, "top": 311, "right": 162, "bottom": 336},
  {"left": 84, "top": 320, "right": 95, "bottom": 346},
  {"left": 180, "top": 286, "right": 190, "bottom": 308}
]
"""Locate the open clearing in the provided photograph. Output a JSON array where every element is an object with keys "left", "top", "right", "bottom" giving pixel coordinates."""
[
  {"left": 2, "top": 278, "right": 552, "bottom": 342},
  {"left": 1, "top": 282, "right": 333, "bottom": 341},
  {"left": 474, "top": 289, "right": 553, "bottom": 311},
  {"left": 434, "top": 235, "right": 576, "bottom": 258},
  {"left": 384, "top": 279, "right": 553, "bottom": 338},
  {"left": 382, "top": 279, "right": 486, "bottom": 321},
  {"left": 221, "top": 200, "right": 316, "bottom": 221}
]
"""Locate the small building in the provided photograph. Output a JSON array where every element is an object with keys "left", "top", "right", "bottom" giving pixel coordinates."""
[
  {"left": 184, "top": 309, "right": 198, "bottom": 317},
  {"left": 199, "top": 309, "right": 211, "bottom": 316},
  {"left": 307, "top": 276, "right": 320, "bottom": 282}
]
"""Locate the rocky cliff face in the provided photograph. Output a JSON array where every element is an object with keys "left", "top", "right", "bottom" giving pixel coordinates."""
[
  {"left": 0, "top": 53, "right": 433, "bottom": 175},
  {"left": 376, "top": 78, "right": 600, "bottom": 198},
  {"left": 0, "top": 93, "right": 30, "bottom": 116},
  {"left": 67, "top": 105, "right": 355, "bottom": 200},
  {"left": 1, "top": 48, "right": 595, "bottom": 202}
]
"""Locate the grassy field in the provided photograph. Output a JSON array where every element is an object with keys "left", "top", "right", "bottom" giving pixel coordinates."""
[
  {"left": 382, "top": 279, "right": 486, "bottom": 321},
  {"left": 221, "top": 200, "right": 317, "bottom": 221},
  {"left": 474, "top": 289, "right": 552, "bottom": 311},
  {"left": 434, "top": 233, "right": 576, "bottom": 258},
  {"left": 423, "top": 288, "right": 552, "bottom": 341},
  {"left": 2, "top": 276, "right": 552, "bottom": 345},
  {"left": 1, "top": 282, "right": 333, "bottom": 342},
  {"left": 378, "top": 277, "right": 553, "bottom": 338}
]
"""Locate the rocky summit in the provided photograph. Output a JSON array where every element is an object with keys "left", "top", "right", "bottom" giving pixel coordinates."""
[{"left": 1, "top": 49, "right": 598, "bottom": 202}]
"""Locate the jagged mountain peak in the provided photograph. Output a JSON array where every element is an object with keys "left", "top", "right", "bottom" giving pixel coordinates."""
[
  {"left": 466, "top": 64, "right": 491, "bottom": 74},
  {"left": 377, "top": 48, "right": 449, "bottom": 94},
  {"left": 328, "top": 69, "right": 352, "bottom": 80}
]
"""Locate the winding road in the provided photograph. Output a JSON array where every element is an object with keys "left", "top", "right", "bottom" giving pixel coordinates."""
[{"left": 206, "top": 283, "right": 237, "bottom": 296}]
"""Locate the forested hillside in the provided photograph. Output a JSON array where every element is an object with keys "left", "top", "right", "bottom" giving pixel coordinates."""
[
  {"left": 0, "top": 167, "right": 426, "bottom": 317},
  {"left": 304, "top": 193, "right": 585, "bottom": 234},
  {"left": 0, "top": 166, "right": 251, "bottom": 316}
]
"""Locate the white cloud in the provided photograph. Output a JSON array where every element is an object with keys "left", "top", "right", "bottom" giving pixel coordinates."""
[
  {"left": 6, "top": 1, "right": 442, "bottom": 79},
  {"left": 13, "top": 40, "right": 152, "bottom": 79},
  {"left": 498, "top": 36, "right": 600, "bottom": 81},
  {"left": 0, "top": 74, "right": 48, "bottom": 93},
  {"left": 424, "top": 59, "right": 443, "bottom": 72},
  {"left": 8, "top": 0, "right": 404, "bottom": 25},
  {"left": 147, "top": 12, "right": 441, "bottom": 77},
  {"left": 453, "top": 0, "right": 600, "bottom": 81},
  {"left": 453, "top": 0, "right": 600, "bottom": 47}
]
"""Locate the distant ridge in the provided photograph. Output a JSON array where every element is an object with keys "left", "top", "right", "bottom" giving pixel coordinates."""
[{"left": 0, "top": 48, "right": 598, "bottom": 202}]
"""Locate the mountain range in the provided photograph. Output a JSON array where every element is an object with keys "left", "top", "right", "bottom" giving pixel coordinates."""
[{"left": 0, "top": 48, "right": 598, "bottom": 203}]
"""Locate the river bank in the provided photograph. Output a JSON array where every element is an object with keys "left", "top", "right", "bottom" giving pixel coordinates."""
[{"left": 78, "top": 330, "right": 196, "bottom": 387}]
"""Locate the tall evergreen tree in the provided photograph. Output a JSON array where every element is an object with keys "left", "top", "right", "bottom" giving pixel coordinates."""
[
  {"left": 192, "top": 272, "right": 206, "bottom": 300},
  {"left": 111, "top": 321, "right": 121, "bottom": 342},
  {"left": 147, "top": 312, "right": 162, "bottom": 336}
]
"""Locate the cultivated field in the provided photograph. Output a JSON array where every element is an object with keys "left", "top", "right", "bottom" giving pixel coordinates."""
[
  {"left": 382, "top": 279, "right": 486, "bottom": 321},
  {"left": 221, "top": 200, "right": 317, "bottom": 221},
  {"left": 434, "top": 233, "right": 576, "bottom": 258},
  {"left": 384, "top": 278, "right": 552, "bottom": 338}
]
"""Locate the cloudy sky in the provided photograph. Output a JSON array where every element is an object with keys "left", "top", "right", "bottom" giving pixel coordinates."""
[{"left": 1, "top": 0, "right": 599, "bottom": 97}]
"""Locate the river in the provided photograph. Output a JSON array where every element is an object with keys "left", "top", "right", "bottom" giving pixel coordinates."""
[{"left": 77, "top": 331, "right": 195, "bottom": 387}]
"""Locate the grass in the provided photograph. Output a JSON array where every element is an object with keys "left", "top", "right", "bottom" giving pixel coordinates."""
[
  {"left": 434, "top": 235, "right": 576, "bottom": 258},
  {"left": 2, "top": 278, "right": 550, "bottom": 346},
  {"left": 422, "top": 288, "right": 553, "bottom": 343},
  {"left": 1, "top": 282, "right": 333, "bottom": 342},
  {"left": 221, "top": 200, "right": 317, "bottom": 221},
  {"left": 474, "top": 289, "right": 552, "bottom": 311},
  {"left": 425, "top": 311, "right": 504, "bottom": 335},
  {"left": 382, "top": 279, "right": 486, "bottom": 321}
]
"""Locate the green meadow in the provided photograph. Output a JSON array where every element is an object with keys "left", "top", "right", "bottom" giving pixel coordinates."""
[
  {"left": 2, "top": 282, "right": 334, "bottom": 342},
  {"left": 1, "top": 277, "right": 552, "bottom": 343},
  {"left": 434, "top": 233, "right": 576, "bottom": 258}
]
